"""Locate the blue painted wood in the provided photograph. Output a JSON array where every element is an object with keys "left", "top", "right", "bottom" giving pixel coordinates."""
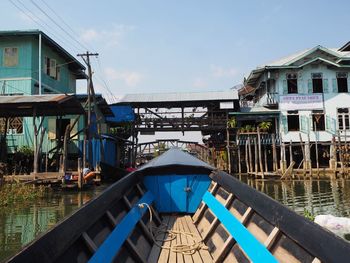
[
  {"left": 88, "top": 191, "right": 154, "bottom": 263},
  {"left": 143, "top": 174, "right": 210, "bottom": 213},
  {"left": 202, "top": 191, "right": 278, "bottom": 263},
  {"left": 158, "top": 176, "right": 172, "bottom": 212},
  {"left": 170, "top": 175, "right": 187, "bottom": 212},
  {"left": 187, "top": 175, "right": 211, "bottom": 213}
]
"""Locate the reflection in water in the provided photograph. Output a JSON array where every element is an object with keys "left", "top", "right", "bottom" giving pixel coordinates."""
[
  {"left": 239, "top": 176, "right": 350, "bottom": 218},
  {"left": 0, "top": 185, "right": 108, "bottom": 262},
  {"left": 1, "top": 179, "right": 350, "bottom": 261}
]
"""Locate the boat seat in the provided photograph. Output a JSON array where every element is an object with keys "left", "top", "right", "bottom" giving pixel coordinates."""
[{"left": 148, "top": 215, "right": 213, "bottom": 263}]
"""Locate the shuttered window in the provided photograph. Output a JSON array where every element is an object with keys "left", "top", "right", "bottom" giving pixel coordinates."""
[
  {"left": 312, "top": 73, "right": 323, "bottom": 93},
  {"left": 337, "top": 73, "right": 348, "bottom": 93},
  {"left": 286, "top": 73, "right": 298, "bottom": 94},
  {"left": 3, "top": 47, "right": 18, "bottom": 67},
  {"left": 337, "top": 108, "right": 350, "bottom": 130}
]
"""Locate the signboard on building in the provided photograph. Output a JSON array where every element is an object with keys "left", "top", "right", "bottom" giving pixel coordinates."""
[
  {"left": 279, "top": 94, "right": 323, "bottom": 111},
  {"left": 220, "top": 101, "right": 234, "bottom": 109}
]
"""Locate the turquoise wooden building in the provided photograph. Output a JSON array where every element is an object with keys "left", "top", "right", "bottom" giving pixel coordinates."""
[{"left": 0, "top": 30, "right": 86, "bottom": 154}]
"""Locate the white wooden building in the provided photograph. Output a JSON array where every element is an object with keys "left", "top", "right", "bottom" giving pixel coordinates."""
[{"left": 242, "top": 44, "right": 350, "bottom": 143}]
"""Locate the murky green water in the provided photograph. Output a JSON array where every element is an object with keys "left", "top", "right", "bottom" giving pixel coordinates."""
[
  {"left": 0, "top": 185, "right": 109, "bottom": 262},
  {"left": 1, "top": 179, "right": 350, "bottom": 261},
  {"left": 238, "top": 176, "right": 350, "bottom": 217}
]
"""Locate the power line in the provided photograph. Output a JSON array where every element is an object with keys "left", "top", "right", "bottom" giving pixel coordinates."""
[
  {"left": 30, "top": 0, "right": 90, "bottom": 52},
  {"left": 38, "top": 0, "right": 97, "bottom": 53},
  {"left": 8, "top": 0, "right": 82, "bottom": 54}
]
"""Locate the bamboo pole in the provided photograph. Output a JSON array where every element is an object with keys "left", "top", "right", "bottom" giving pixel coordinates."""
[
  {"left": 257, "top": 127, "right": 264, "bottom": 178},
  {"left": 299, "top": 133, "right": 306, "bottom": 178},
  {"left": 238, "top": 143, "right": 242, "bottom": 175},
  {"left": 264, "top": 145, "right": 268, "bottom": 173},
  {"left": 248, "top": 136, "right": 253, "bottom": 173},
  {"left": 337, "top": 131, "right": 345, "bottom": 176},
  {"left": 272, "top": 134, "right": 277, "bottom": 172},
  {"left": 245, "top": 140, "right": 249, "bottom": 173},
  {"left": 314, "top": 121, "right": 320, "bottom": 177},
  {"left": 254, "top": 137, "right": 258, "bottom": 176}
]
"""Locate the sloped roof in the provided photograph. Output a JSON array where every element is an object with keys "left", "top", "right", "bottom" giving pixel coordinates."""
[
  {"left": 0, "top": 30, "right": 86, "bottom": 78},
  {"left": 0, "top": 94, "right": 84, "bottom": 117},
  {"left": 246, "top": 45, "right": 350, "bottom": 86},
  {"left": 136, "top": 148, "right": 215, "bottom": 175}
]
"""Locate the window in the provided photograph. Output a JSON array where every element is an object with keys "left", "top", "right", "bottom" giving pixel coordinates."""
[
  {"left": 287, "top": 111, "right": 299, "bottom": 131},
  {"left": 312, "top": 73, "right": 323, "bottom": 93},
  {"left": 312, "top": 110, "right": 325, "bottom": 131},
  {"left": 337, "top": 72, "right": 348, "bottom": 93},
  {"left": 287, "top": 73, "right": 298, "bottom": 94},
  {"left": 0, "top": 117, "right": 23, "bottom": 134},
  {"left": 45, "top": 56, "right": 58, "bottom": 80},
  {"left": 3, "top": 47, "right": 18, "bottom": 67},
  {"left": 337, "top": 108, "right": 350, "bottom": 130}
]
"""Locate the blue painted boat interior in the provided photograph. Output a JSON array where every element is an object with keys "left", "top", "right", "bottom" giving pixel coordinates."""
[{"left": 144, "top": 174, "right": 211, "bottom": 213}]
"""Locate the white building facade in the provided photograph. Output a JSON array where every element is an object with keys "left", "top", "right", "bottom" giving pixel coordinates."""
[{"left": 243, "top": 44, "right": 350, "bottom": 144}]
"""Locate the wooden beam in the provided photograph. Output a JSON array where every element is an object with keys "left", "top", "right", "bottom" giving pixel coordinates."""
[
  {"left": 122, "top": 195, "right": 154, "bottom": 244},
  {"left": 203, "top": 193, "right": 234, "bottom": 241},
  {"left": 136, "top": 184, "right": 162, "bottom": 225},
  {"left": 214, "top": 207, "right": 253, "bottom": 263},
  {"left": 193, "top": 182, "right": 218, "bottom": 224},
  {"left": 82, "top": 232, "right": 97, "bottom": 254},
  {"left": 264, "top": 227, "right": 280, "bottom": 250}
]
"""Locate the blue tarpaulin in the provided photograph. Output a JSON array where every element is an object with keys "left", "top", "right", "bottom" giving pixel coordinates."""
[
  {"left": 79, "top": 138, "right": 117, "bottom": 168},
  {"left": 106, "top": 105, "right": 135, "bottom": 123}
]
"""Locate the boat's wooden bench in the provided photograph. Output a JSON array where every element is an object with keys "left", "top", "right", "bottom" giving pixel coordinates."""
[{"left": 148, "top": 215, "right": 213, "bottom": 263}]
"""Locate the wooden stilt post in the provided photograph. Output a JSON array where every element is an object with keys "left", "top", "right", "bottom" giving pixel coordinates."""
[
  {"left": 299, "top": 133, "right": 306, "bottom": 178},
  {"left": 62, "top": 124, "right": 71, "bottom": 176},
  {"left": 289, "top": 140, "right": 294, "bottom": 178},
  {"left": 306, "top": 134, "right": 312, "bottom": 177},
  {"left": 33, "top": 107, "right": 38, "bottom": 177},
  {"left": 248, "top": 136, "right": 253, "bottom": 174},
  {"left": 314, "top": 121, "right": 320, "bottom": 177},
  {"left": 254, "top": 137, "right": 258, "bottom": 176},
  {"left": 245, "top": 140, "right": 249, "bottom": 173},
  {"left": 78, "top": 157, "right": 82, "bottom": 190},
  {"left": 272, "top": 133, "right": 277, "bottom": 172},
  {"left": 330, "top": 136, "right": 337, "bottom": 178},
  {"left": 226, "top": 123, "right": 231, "bottom": 174},
  {"left": 264, "top": 145, "right": 268, "bottom": 173},
  {"left": 337, "top": 131, "right": 345, "bottom": 176},
  {"left": 238, "top": 143, "right": 242, "bottom": 175},
  {"left": 257, "top": 127, "right": 264, "bottom": 179}
]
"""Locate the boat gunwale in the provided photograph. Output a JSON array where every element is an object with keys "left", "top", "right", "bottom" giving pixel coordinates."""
[
  {"left": 7, "top": 170, "right": 142, "bottom": 263},
  {"left": 210, "top": 170, "right": 350, "bottom": 263}
]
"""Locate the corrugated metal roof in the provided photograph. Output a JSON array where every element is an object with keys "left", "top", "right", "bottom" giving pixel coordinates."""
[
  {"left": 120, "top": 90, "right": 238, "bottom": 103},
  {"left": 0, "top": 94, "right": 71, "bottom": 104},
  {"left": 0, "top": 94, "right": 84, "bottom": 117}
]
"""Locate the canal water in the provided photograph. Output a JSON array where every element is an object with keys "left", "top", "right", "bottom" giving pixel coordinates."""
[
  {"left": 1, "top": 179, "right": 350, "bottom": 261},
  {"left": 0, "top": 185, "right": 109, "bottom": 262}
]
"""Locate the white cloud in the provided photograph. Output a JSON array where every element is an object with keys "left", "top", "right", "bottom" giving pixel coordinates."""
[
  {"left": 104, "top": 67, "right": 143, "bottom": 87},
  {"left": 80, "top": 29, "right": 98, "bottom": 42},
  {"left": 210, "top": 65, "right": 238, "bottom": 78},
  {"left": 193, "top": 78, "right": 207, "bottom": 88},
  {"left": 80, "top": 24, "right": 135, "bottom": 48}
]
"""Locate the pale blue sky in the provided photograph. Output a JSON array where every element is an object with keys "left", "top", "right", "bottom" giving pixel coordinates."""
[{"left": 2, "top": 0, "right": 350, "bottom": 103}]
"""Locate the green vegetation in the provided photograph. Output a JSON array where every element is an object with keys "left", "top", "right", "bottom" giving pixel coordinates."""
[
  {"left": 227, "top": 117, "right": 237, "bottom": 128},
  {"left": 0, "top": 183, "right": 49, "bottom": 206},
  {"left": 303, "top": 208, "right": 315, "bottom": 221},
  {"left": 258, "top": 121, "right": 272, "bottom": 131}
]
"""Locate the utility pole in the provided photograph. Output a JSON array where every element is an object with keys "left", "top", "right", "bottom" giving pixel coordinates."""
[{"left": 77, "top": 52, "right": 99, "bottom": 168}]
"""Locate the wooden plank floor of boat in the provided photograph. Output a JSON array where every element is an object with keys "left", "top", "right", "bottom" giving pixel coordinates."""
[{"left": 148, "top": 215, "right": 213, "bottom": 263}]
